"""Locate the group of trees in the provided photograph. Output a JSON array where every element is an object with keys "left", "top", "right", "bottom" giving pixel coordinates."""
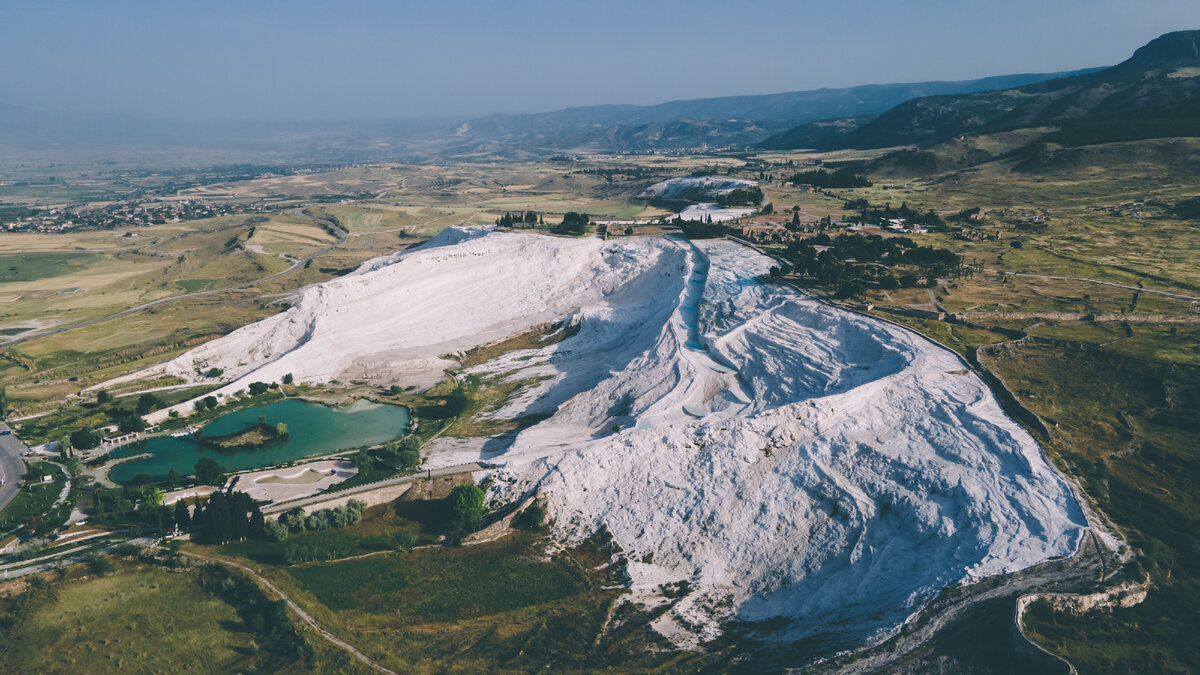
[
  {"left": 269, "top": 500, "right": 366, "bottom": 542},
  {"left": 70, "top": 427, "right": 103, "bottom": 450},
  {"left": 61, "top": 390, "right": 170, "bottom": 449},
  {"left": 773, "top": 232, "right": 965, "bottom": 299},
  {"left": 715, "top": 185, "right": 764, "bottom": 207},
  {"left": 376, "top": 435, "right": 421, "bottom": 469},
  {"left": 247, "top": 381, "right": 279, "bottom": 396},
  {"left": 678, "top": 219, "right": 728, "bottom": 239},
  {"left": 845, "top": 199, "right": 948, "bottom": 230},
  {"left": 194, "top": 490, "right": 266, "bottom": 544},
  {"left": 495, "top": 211, "right": 542, "bottom": 228},
  {"left": 194, "top": 395, "right": 220, "bottom": 411},
  {"left": 789, "top": 168, "right": 872, "bottom": 189},
  {"left": 553, "top": 212, "right": 590, "bottom": 236}
]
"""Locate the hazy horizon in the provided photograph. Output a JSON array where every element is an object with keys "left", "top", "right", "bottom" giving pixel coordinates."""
[{"left": 3, "top": 0, "right": 1199, "bottom": 124}]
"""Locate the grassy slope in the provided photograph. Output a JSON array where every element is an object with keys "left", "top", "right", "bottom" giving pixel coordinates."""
[
  {"left": 986, "top": 341, "right": 1200, "bottom": 672},
  {"left": 1, "top": 566, "right": 262, "bottom": 672}
]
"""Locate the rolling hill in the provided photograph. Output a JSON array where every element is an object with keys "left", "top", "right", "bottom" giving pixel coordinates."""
[{"left": 760, "top": 30, "right": 1200, "bottom": 151}]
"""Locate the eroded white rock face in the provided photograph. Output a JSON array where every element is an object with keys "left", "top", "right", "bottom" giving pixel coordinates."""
[
  {"left": 116, "top": 229, "right": 1086, "bottom": 648},
  {"left": 483, "top": 238, "right": 1086, "bottom": 647}
]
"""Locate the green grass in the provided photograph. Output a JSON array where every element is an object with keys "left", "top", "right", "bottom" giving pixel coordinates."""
[
  {"left": 0, "top": 252, "right": 102, "bottom": 283},
  {"left": 261, "top": 531, "right": 695, "bottom": 672},
  {"left": 0, "top": 461, "right": 65, "bottom": 529},
  {"left": 985, "top": 341, "right": 1200, "bottom": 672},
  {"left": 174, "top": 278, "right": 218, "bottom": 292},
  {"left": 0, "top": 565, "right": 258, "bottom": 672},
  {"left": 220, "top": 529, "right": 395, "bottom": 566},
  {"left": 287, "top": 536, "right": 582, "bottom": 617}
]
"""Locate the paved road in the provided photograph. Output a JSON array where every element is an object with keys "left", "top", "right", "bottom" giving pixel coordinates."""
[
  {"left": 262, "top": 461, "right": 486, "bottom": 514},
  {"left": 1, "top": 209, "right": 348, "bottom": 349},
  {"left": 0, "top": 537, "right": 147, "bottom": 580},
  {"left": 0, "top": 422, "right": 30, "bottom": 515}
]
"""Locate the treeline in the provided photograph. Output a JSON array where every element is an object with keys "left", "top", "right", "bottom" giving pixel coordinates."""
[
  {"left": 715, "top": 185, "right": 764, "bottom": 207},
  {"left": 679, "top": 220, "right": 728, "bottom": 239},
  {"left": 268, "top": 500, "right": 366, "bottom": 543},
  {"left": 376, "top": 435, "right": 421, "bottom": 469},
  {"left": 64, "top": 391, "right": 169, "bottom": 449},
  {"left": 845, "top": 199, "right": 947, "bottom": 229},
  {"left": 789, "top": 168, "right": 872, "bottom": 188},
  {"left": 774, "top": 232, "right": 965, "bottom": 298},
  {"left": 495, "top": 211, "right": 541, "bottom": 227}
]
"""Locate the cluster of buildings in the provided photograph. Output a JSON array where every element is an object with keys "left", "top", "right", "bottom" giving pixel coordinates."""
[{"left": 2, "top": 199, "right": 268, "bottom": 233}]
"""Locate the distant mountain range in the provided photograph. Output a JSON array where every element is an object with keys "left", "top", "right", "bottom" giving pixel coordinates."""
[
  {"left": 760, "top": 30, "right": 1200, "bottom": 151},
  {"left": 443, "top": 71, "right": 1097, "bottom": 155},
  {"left": 3, "top": 31, "right": 1196, "bottom": 162}
]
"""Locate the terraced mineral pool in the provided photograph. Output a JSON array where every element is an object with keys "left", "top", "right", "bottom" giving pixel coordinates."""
[{"left": 108, "top": 399, "right": 410, "bottom": 482}]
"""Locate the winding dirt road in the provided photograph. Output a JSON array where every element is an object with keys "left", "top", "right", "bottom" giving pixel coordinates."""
[{"left": 180, "top": 549, "right": 396, "bottom": 675}]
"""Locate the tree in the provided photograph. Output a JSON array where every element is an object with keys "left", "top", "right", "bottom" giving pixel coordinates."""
[
  {"left": 280, "top": 508, "right": 307, "bottom": 533},
  {"left": 265, "top": 518, "right": 289, "bottom": 541},
  {"left": 206, "top": 367, "right": 223, "bottom": 378},
  {"left": 136, "top": 393, "right": 160, "bottom": 415},
  {"left": 203, "top": 396, "right": 219, "bottom": 410},
  {"left": 146, "top": 487, "right": 164, "bottom": 506},
  {"left": 70, "top": 427, "right": 103, "bottom": 450},
  {"left": 248, "top": 382, "right": 269, "bottom": 396},
  {"left": 58, "top": 435, "right": 73, "bottom": 460},
  {"left": 282, "top": 373, "right": 294, "bottom": 385},
  {"left": 0, "top": 386, "right": 7, "bottom": 417},
  {"left": 118, "top": 415, "right": 147, "bottom": 433},
  {"left": 175, "top": 500, "right": 191, "bottom": 529},
  {"left": 167, "top": 467, "right": 180, "bottom": 488},
  {"left": 96, "top": 390, "right": 111, "bottom": 405},
  {"left": 448, "top": 484, "right": 486, "bottom": 533},
  {"left": 195, "top": 457, "right": 226, "bottom": 485},
  {"left": 275, "top": 422, "right": 288, "bottom": 436}
]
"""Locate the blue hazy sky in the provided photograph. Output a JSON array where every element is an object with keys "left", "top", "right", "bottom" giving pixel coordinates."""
[{"left": 2, "top": 0, "right": 1198, "bottom": 121}]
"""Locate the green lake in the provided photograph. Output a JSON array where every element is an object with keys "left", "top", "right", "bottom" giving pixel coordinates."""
[{"left": 109, "top": 399, "right": 410, "bottom": 482}]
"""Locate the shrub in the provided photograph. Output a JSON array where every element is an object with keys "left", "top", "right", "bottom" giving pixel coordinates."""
[
  {"left": 516, "top": 504, "right": 546, "bottom": 531},
  {"left": 393, "top": 530, "right": 418, "bottom": 552}
]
